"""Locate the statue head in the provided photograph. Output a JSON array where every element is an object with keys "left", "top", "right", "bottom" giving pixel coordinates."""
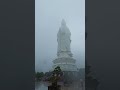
[{"left": 61, "top": 19, "right": 66, "bottom": 26}]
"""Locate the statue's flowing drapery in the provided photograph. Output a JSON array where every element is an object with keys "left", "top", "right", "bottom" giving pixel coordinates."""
[{"left": 57, "top": 19, "right": 72, "bottom": 57}]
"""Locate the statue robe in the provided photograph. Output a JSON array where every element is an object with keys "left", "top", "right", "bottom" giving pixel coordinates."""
[{"left": 57, "top": 24, "right": 71, "bottom": 56}]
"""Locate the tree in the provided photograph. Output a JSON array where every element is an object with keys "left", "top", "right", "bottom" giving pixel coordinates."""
[
  {"left": 35, "top": 72, "right": 44, "bottom": 81},
  {"left": 45, "top": 72, "right": 52, "bottom": 77},
  {"left": 53, "top": 66, "right": 62, "bottom": 75},
  {"left": 49, "top": 66, "right": 63, "bottom": 86}
]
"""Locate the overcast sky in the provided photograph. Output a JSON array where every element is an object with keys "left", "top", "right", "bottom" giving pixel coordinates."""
[{"left": 35, "top": 0, "right": 85, "bottom": 72}]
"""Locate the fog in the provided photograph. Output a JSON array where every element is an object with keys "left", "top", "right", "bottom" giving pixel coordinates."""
[{"left": 35, "top": 0, "right": 85, "bottom": 72}]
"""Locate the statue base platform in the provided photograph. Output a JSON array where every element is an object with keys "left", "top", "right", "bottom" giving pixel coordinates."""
[
  {"left": 52, "top": 57, "right": 79, "bottom": 83},
  {"left": 53, "top": 57, "right": 78, "bottom": 72}
]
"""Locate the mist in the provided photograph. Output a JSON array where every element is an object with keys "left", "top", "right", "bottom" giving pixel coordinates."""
[{"left": 35, "top": 0, "right": 85, "bottom": 72}]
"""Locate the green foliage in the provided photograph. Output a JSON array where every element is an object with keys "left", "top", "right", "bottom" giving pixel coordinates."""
[
  {"left": 53, "top": 66, "right": 62, "bottom": 75},
  {"left": 35, "top": 72, "right": 44, "bottom": 80},
  {"left": 50, "top": 66, "right": 63, "bottom": 84},
  {"left": 44, "top": 72, "right": 52, "bottom": 77}
]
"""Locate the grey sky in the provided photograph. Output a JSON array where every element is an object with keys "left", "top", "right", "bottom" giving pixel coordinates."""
[{"left": 35, "top": 0, "right": 85, "bottom": 72}]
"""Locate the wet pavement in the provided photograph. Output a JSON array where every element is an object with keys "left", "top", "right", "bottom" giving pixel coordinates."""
[{"left": 35, "top": 81, "right": 85, "bottom": 90}]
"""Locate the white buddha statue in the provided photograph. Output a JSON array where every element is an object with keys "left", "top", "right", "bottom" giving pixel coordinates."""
[{"left": 57, "top": 19, "right": 72, "bottom": 57}]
